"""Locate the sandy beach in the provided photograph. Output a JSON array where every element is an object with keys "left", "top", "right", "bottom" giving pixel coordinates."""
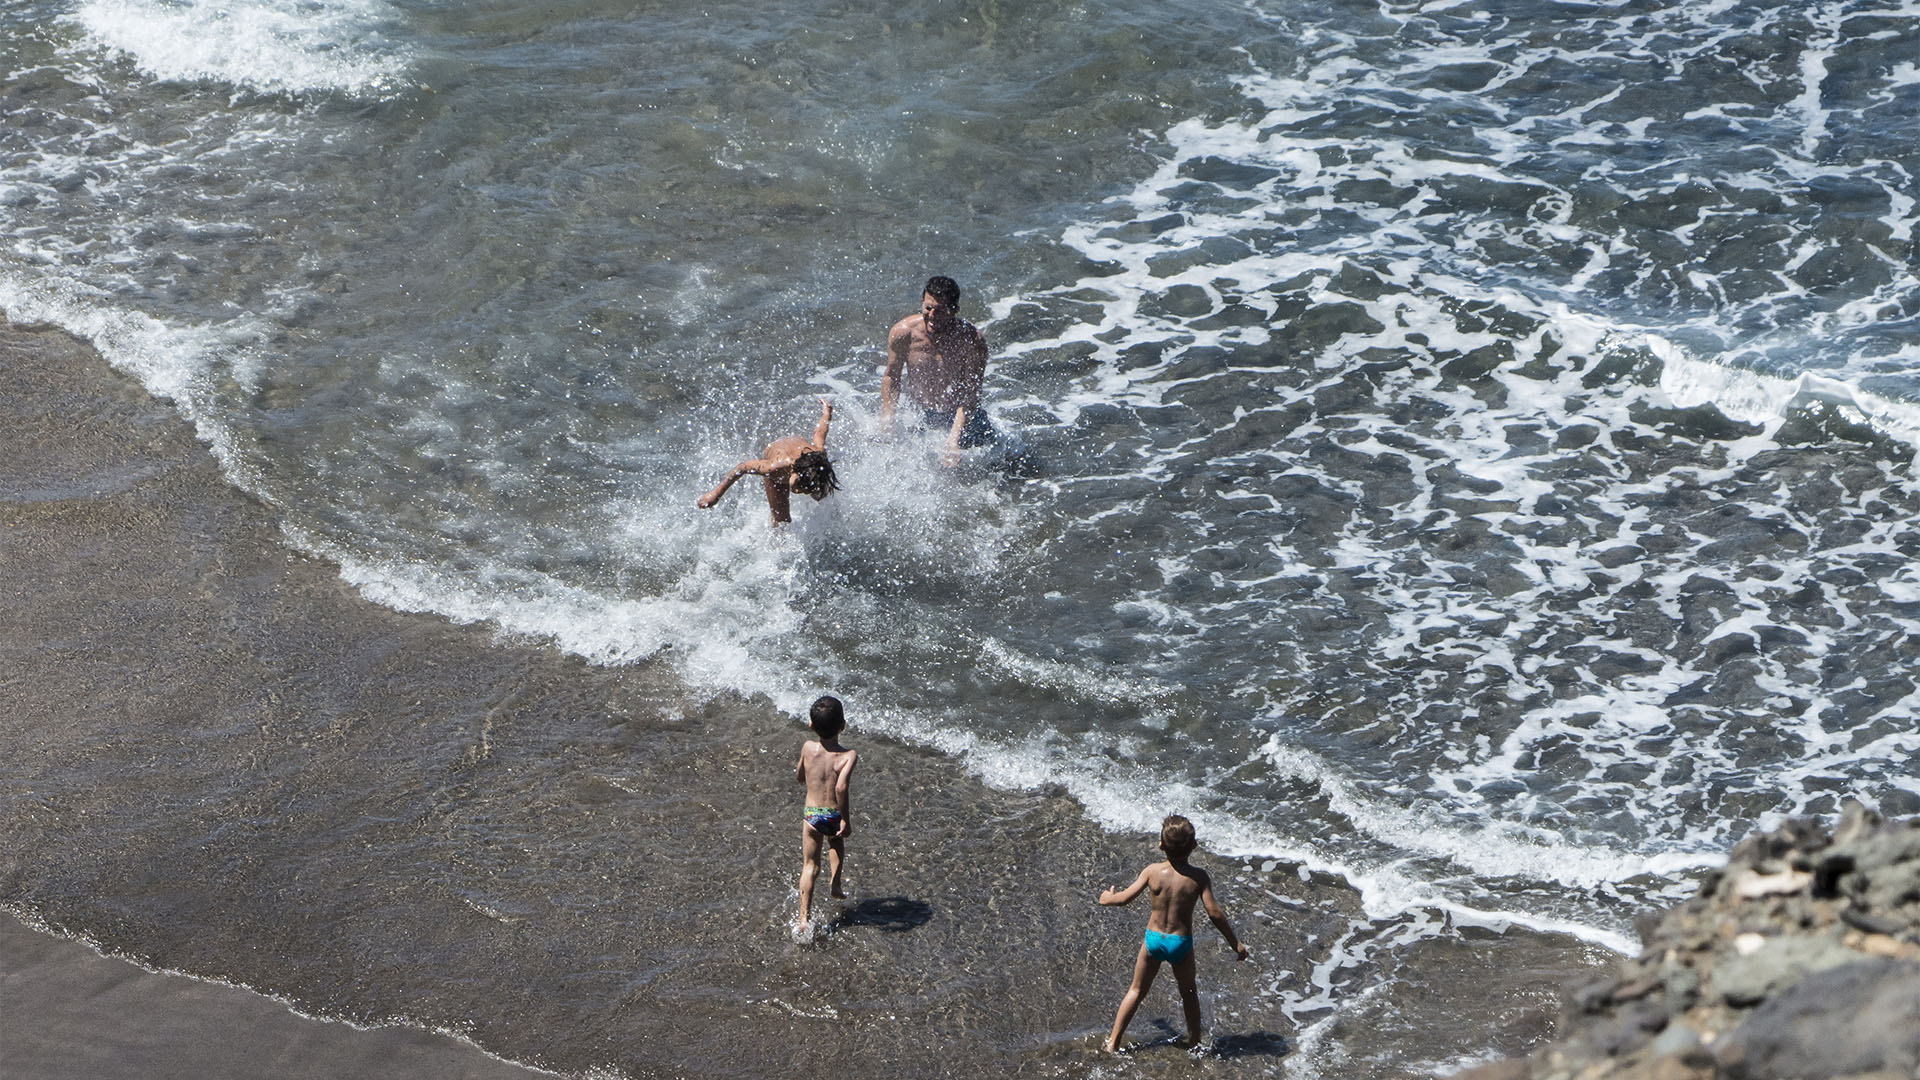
[
  {"left": 0, "top": 316, "right": 536, "bottom": 1078},
  {"left": 7, "top": 0, "right": 1917, "bottom": 1071},
  {"left": 1, "top": 909, "right": 545, "bottom": 1080},
  {"left": 0, "top": 316, "right": 1605, "bottom": 1077}
]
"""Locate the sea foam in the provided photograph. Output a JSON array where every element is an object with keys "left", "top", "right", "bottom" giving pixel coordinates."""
[{"left": 64, "top": 0, "right": 410, "bottom": 97}]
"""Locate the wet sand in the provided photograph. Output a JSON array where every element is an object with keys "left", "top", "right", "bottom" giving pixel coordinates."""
[
  {"left": 0, "top": 317, "right": 1606, "bottom": 1078},
  {"left": 0, "top": 910, "right": 545, "bottom": 1080}
]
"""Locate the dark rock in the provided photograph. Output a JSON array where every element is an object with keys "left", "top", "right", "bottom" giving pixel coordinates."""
[
  {"left": 1493, "top": 809, "right": 1920, "bottom": 1080},
  {"left": 1713, "top": 958, "right": 1920, "bottom": 1079},
  {"left": 1696, "top": 867, "right": 1726, "bottom": 897},
  {"left": 1811, "top": 851, "right": 1856, "bottom": 897},
  {"left": 1662, "top": 965, "right": 1701, "bottom": 1013},
  {"left": 1572, "top": 977, "right": 1619, "bottom": 1014},
  {"left": 1646, "top": 1022, "right": 1703, "bottom": 1060},
  {"left": 1571, "top": 999, "right": 1668, "bottom": 1059},
  {"left": 1840, "top": 907, "right": 1904, "bottom": 936},
  {"left": 1726, "top": 817, "right": 1830, "bottom": 876},
  {"left": 1717, "top": 937, "right": 1860, "bottom": 1006},
  {"left": 1610, "top": 975, "right": 1662, "bottom": 1004}
]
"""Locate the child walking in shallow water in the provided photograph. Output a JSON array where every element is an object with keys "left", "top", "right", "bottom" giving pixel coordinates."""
[
  {"left": 794, "top": 695, "right": 857, "bottom": 932},
  {"left": 1098, "top": 815, "right": 1249, "bottom": 1052},
  {"left": 696, "top": 396, "right": 838, "bottom": 527}
]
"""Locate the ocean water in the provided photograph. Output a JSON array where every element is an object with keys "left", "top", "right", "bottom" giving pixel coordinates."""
[{"left": 3, "top": 0, "right": 1919, "bottom": 1075}]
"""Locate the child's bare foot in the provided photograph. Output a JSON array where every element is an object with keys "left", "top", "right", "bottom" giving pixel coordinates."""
[
  {"left": 1101, "top": 1037, "right": 1124, "bottom": 1054},
  {"left": 830, "top": 884, "right": 847, "bottom": 899}
]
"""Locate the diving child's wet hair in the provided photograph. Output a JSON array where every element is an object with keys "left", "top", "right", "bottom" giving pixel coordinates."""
[
  {"left": 1160, "top": 815, "right": 1197, "bottom": 859},
  {"left": 810, "top": 695, "right": 845, "bottom": 738},
  {"left": 791, "top": 448, "right": 839, "bottom": 500}
]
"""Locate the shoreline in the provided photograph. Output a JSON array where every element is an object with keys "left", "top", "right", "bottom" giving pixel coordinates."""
[
  {"left": 0, "top": 313, "right": 1283, "bottom": 1075},
  {"left": 0, "top": 908, "right": 549, "bottom": 1080},
  {"left": 0, "top": 314, "right": 1608, "bottom": 1078},
  {"left": 1459, "top": 806, "right": 1920, "bottom": 1080}
]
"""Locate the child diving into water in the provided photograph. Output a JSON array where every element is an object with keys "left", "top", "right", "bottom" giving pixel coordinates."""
[
  {"left": 696, "top": 396, "right": 838, "bottom": 526},
  {"left": 794, "top": 695, "right": 857, "bottom": 933},
  {"left": 1098, "top": 815, "right": 1250, "bottom": 1052}
]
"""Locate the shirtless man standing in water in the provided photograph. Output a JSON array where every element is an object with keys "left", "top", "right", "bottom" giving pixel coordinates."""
[{"left": 880, "top": 275, "right": 993, "bottom": 462}]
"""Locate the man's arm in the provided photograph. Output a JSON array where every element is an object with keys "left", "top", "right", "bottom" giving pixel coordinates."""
[
  {"left": 958, "top": 327, "right": 988, "bottom": 411},
  {"left": 1200, "top": 877, "right": 1250, "bottom": 959},
  {"left": 833, "top": 750, "right": 857, "bottom": 837},
  {"left": 941, "top": 406, "right": 969, "bottom": 466},
  {"left": 879, "top": 321, "right": 911, "bottom": 427},
  {"left": 811, "top": 396, "right": 833, "bottom": 450},
  {"left": 697, "top": 458, "right": 771, "bottom": 509},
  {"left": 1099, "top": 867, "right": 1151, "bottom": 906}
]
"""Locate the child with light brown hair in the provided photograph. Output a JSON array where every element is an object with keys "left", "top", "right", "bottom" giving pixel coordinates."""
[{"left": 1097, "top": 815, "right": 1249, "bottom": 1052}]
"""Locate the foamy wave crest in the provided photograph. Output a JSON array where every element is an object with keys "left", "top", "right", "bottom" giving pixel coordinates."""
[
  {"left": 296, "top": 522, "right": 805, "bottom": 691},
  {"left": 64, "top": 0, "right": 410, "bottom": 97},
  {"left": 0, "top": 269, "right": 271, "bottom": 496},
  {"left": 1657, "top": 337, "right": 1920, "bottom": 450},
  {"left": 863, "top": 701, "right": 1646, "bottom": 953},
  {"left": 1258, "top": 741, "right": 1713, "bottom": 898},
  {"left": 272, "top": 434, "right": 1651, "bottom": 951}
]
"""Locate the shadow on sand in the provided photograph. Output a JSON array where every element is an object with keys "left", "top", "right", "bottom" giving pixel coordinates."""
[
  {"left": 1120, "top": 1024, "right": 1291, "bottom": 1060},
  {"left": 1208, "top": 1031, "right": 1291, "bottom": 1059},
  {"left": 828, "top": 897, "right": 933, "bottom": 933}
]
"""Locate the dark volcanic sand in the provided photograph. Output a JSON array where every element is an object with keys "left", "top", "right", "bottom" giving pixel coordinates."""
[
  {"left": 0, "top": 319, "right": 1607, "bottom": 1078},
  {"left": 0, "top": 910, "right": 545, "bottom": 1080}
]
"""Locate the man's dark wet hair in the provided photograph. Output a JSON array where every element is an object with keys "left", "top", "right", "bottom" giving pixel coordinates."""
[
  {"left": 791, "top": 448, "right": 840, "bottom": 499},
  {"left": 923, "top": 275, "right": 960, "bottom": 308},
  {"left": 1161, "top": 815, "right": 1197, "bottom": 858},
  {"left": 810, "top": 695, "right": 845, "bottom": 737}
]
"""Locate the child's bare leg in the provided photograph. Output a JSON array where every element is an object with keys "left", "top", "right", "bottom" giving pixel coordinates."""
[
  {"left": 1173, "top": 953, "right": 1202, "bottom": 1047},
  {"left": 826, "top": 836, "right": 846, "bottom": 899},
  {"left": 796, "top": 825, "right": 822, "bottom": 930},
  {"left": 1104, "top": 947, "right": 1159, "bottom": 1053}
]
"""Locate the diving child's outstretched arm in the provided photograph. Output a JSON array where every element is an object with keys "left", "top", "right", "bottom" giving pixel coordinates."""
[{"left": 697, "top": 458, "right": 773, "bottom": 509}]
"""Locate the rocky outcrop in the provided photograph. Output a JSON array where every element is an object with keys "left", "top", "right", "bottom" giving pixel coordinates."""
[{"left": 1463, "top": 802, "right": 1920, "bottom": 1080}]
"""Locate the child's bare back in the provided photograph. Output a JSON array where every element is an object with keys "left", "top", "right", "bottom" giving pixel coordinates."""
[
  {"left": 797, "top": 739, "right": 857, "bottom": 833},
  {"left": 1135, "top": 860, "right": 1209, "bottom": 937}
]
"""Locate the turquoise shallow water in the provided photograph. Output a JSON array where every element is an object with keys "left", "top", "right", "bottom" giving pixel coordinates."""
[{"left": 2, "top": 0, "right": 1919, "bottom": 1074}]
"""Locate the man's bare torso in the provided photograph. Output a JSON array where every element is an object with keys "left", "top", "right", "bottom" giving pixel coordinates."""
[{"left": 887, "top": 312, "right": 987, "bottom": 413}]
